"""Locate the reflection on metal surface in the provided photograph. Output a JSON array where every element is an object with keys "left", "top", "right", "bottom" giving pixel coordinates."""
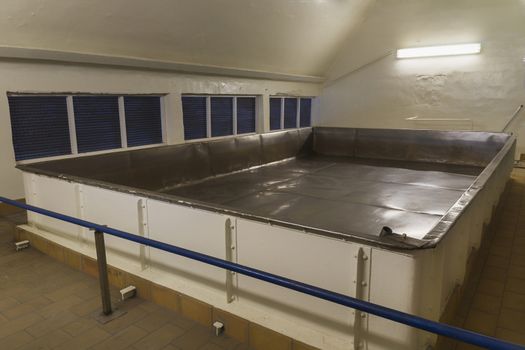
[
  {"left": 167, "top": 156, "right": 476, "bottom": 241},
  {"left": 17, "top": 127, "right": 514, "bottom": 250}
]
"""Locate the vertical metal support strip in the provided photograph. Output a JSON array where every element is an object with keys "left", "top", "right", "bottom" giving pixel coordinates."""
[
  {"left": 94, "top": 230, "right": 112, "bottom": 315},
  {"left": 353, "top": 247, "right": 368, "bottom": 350},
  {"left": 28, "top": 174, "right": 38, "bottom": 226},
  {"left": 118, "top": 96, "right": 128, "bottom": 148},
  {"left": 233, "top": 96, "right": 238, "bottom": 135},
  {"left": 280, "top": 97, "right": 285, "bottom": 130},
  {"left": 66, "top": 96, "right": 78, "bottom": 155},
  {"left": 138, "top": 199, "right": 150, "bottom": 270},
  {"left": 225, "top": 218, "right": 237, "bottom": 303},
  {"left": 206, "top": 97, "right": 212, "bottom": 138},
  {"left": 75, "top": 184, "right": 86, "bottom": 244},
  {"left": 296, "top": 97, "right": 301, "bottom": 128}
]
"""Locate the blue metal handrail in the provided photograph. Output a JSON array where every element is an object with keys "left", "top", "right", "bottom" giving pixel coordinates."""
[{"left": 0, "top": 196, "right": 523, "bottom": 350}]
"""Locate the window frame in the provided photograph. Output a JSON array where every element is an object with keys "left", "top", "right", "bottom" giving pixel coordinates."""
[
  {"left": 6, "top": 93, "right": 71, "bottom": 164},
  {"left": 269, "top": 96, "right": 314, "bottom": 132},
  {"left": 181, "top": 94, "right": 258, "bottom": 142},
  {"left": 72, "top": 95, "right": 122, "bottom": 154},
  {"left": 10, "top": 93, "right": 167, "bottom": 164},
  {"left": 123, "top": 95, "right": 165, "bottom": 148}
]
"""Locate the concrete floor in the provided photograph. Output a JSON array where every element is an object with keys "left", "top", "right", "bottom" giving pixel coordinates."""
[
  {"left": 0, "top": 213, "right": 247, "bottom": 349},
  {"left": 1, "top": 169, "right": 525, "bottom": 349}
]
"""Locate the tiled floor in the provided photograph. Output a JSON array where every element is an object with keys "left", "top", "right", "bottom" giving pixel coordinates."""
[
  {"left": 0, "top": 212, "right": 247, "bottom": 349},
  {"left": 449, "top": 168, "right": 525, "bottom": 349}
]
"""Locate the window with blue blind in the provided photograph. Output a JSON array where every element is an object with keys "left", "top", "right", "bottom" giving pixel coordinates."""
[
  {"left": 73, "top": 96, "right": 121, "bottom": 153},
  {"left": 124, "top": 96, "right": 163, "bottom": 147},
  {"left": 7, "top": 93, "right": 166, "bottom": 162},
  {"left": 270, "top": 98, "right": 282, "bottom": 130},
  {"left": 211, "top": 97, "right": 233, "bottom": 137},
  {"left": 182, "top": 95, "right": 258, "bottom": 140},
  {"left": 8, "top": 96, "right": 71, "bottom": 161},
  {"left": 236, "top": 97, "right": 256, "bottom": 134},
  {"left": 284, "top": 98, "right": 298, "bottom": 129},
  {"left": 270, "top": 96, "right": 314, "bottom": 131},
  {"left": 300, "top": 98, "right": 312, "bottom": 127},
  {"left": 182, "top": 96, "right": 207, "bottom": 140}
]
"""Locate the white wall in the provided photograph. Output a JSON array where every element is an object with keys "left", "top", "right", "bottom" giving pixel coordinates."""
[
  {"left": 0, "top": 60, "right": 320, "bottom": 199},
  {"left": 319, "top": 0, "right": 525, "bottom": 154}
]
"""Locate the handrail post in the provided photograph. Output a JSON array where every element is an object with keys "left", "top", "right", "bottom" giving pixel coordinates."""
[{"left": 94, "top": 229, "right": 112, "bottom": 316}]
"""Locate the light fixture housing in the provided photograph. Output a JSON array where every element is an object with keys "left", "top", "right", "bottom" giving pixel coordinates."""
[{"left": 396, "top": 43, "right": 481, "bottom": 59}]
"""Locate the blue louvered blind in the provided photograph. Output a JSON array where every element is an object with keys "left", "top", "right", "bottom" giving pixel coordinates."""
[
  {"left": 236, "top": 97, "right": 256, "bottom": 134},
  {"left": 74, "top": 96, "right": 121, "bottom": 153},
  {"left": 270, "top": 98, "right": 282, "bottom": 130},
  {"left": 124, "top": 96, "right": 163, "bottom": 147},
  {"left": 300, "top": 98, "right": 312, "bottom": 127},
  {"left": 182, "top": 96, "right": 207, "bottom": 140},
  {"left": 284, "top": 98, "right": 298, "bottom": 129},
  {"left": 8, "top": 96, "right": 71, "bottom": 161},
  {"left": 211, "top": 97, "right": 233, "bottom": 137}
]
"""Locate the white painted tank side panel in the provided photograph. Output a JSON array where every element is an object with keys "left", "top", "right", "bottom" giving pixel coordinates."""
[
  {"left": 146, "top": 199, "right": 227, "bottom": 294},
  {"left": 368, "top": 249, "right": 419, "bottom": 350},
  {"left": 22, "top": 172, "right": 37, "bottom": 224},
  {"left": 80, "top": 185, "right": 142, "bottom": 269},
  {"left": 236, "top": 219, "right": 358, "bottom": 348},
  {"left": 414, "top": 151, "right": 514, "bottom": 348},
  {"left": 441, "top": 210, "right": 470, "bottom": 306},
  {"left": 28, "top": 175, "right": 79, "bottom": 240}
]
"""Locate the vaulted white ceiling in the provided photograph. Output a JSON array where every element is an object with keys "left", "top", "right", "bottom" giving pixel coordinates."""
[{"left": 0, "top": 0, "right": 372, "bottom": 78}]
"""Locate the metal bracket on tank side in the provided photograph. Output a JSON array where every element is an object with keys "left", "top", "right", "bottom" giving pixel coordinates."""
[
  {"left": 27, "top": 174, "right": 38, "bottom": 227},
  {"left": 225, "top": 218, "right": 238, "bottom": 303},
  {"left": 75, "top": 184, "right": 87, "bottom": 245},
  {"left": 353, "top": 247, "right": 371, "bottom": 350},
  {"left": 138, "top": 199, "right": 151, "bottom": 270}
]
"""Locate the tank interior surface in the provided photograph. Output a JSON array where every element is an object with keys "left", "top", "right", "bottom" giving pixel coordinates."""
[
  {"left": 165, "top": 156, "right": 479, "bottom": 242},
  {"left": 18, "top": 127, "right": 514, "bottom": 249}
]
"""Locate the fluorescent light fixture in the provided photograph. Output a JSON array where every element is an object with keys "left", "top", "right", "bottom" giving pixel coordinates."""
[{"left": 396, "top": 43, "right": 481, "bottom": 59}]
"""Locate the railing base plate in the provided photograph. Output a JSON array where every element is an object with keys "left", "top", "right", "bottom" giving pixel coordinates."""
[{"left": 92, "top": 308, "right": 127, "bottom": 324}]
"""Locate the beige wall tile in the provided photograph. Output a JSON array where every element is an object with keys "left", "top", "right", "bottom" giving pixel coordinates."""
[
  {"left": 151, "top": 284, "right": 180, "bottom": 313},
  {"left": 477, "top": 279, "right": 505, "bottom": 297},
  {"left": 502, "top": 291, "right": 525, "bottom": 312},
  {"left": 107, "top": 266, "right": 127, "bottom": 289},
  {"left": 124, "top": 274, "right": 152, "bottom": 300},
  {"left": 471, "top": 293, "right": 501, "bottom": 315},
  {"left": 464, "top": 309, "right": 497, "bottom": 336},
  {"left": 63, "top": 248, "right": 82, "bottom": 271},
  {"left": 498, "top": 308, "right": 525, "bottom": 334},
  {"left": 81, "top": 256, "right": 99, "bottom": 278},
  {"left": 47, "top": 242, "right": 65, "bottom": 263},
  {"left": 293, "top": 340, "right": 320, "bottom": 350},
  {"left": 212, "top": 308, "right": 249, "bottom": 343},
  {"left": 496, "top": 327, "right": 525, "bottom": 345},
  {"left": 249, "top": 323, "right": 292, "bottom": 350},
  {"left": 180, "top": 294, "right": 212, "bottom": 326}
]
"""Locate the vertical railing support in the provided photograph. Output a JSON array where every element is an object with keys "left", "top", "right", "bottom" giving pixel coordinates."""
[{"left": 94, "top": 230, "right": 112, "bottom": 316}]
